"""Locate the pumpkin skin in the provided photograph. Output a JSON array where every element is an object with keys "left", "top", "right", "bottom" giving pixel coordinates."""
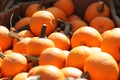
[
  {"left": 66, "top": 46, "right": 94, "bottom": 69},
  {"left": 12, "top": 72, "right": 28, "bottom": 80},
  {"left": 70, "top": 19, "right": 88, "bottom": 32},
  {"left": 100, "top": 28, "right": 120, "bottom": 61},
  {"left": 14, "top": 17, "right": 31, "bottom": 30},
  {"left": 25, "top": 3, "right": 45, "bottom": 17},
  {"left": 30, "top": 10, "right": 57, "bottom": 36},
  {"left": 90, "top": 16, "right": 115, "bottom": 34},
  {"left": 53, "top": 0, "right": 75, "bottom": 17},
  {"left": 13, "top": 37, "right": 31, "bottom": 54},
  {"left": 48, "top": 32, "right": 71, "bottom": 50},
  {"left": 71, "top": 26, "right": 102, "bottom": 48},
  {"left": 61, "top": 67, "right": 83, "bottom": 78},
  {"left": 84, "top": 1, "right": 110, "bottom": 23},
  {"left": 46, "top": 7, "right": 67, "bottom": 21},
  {"left": 39, "top": 47, "right": 66, "bottom": 69},
  {"left": 0, "top": 26, "right": 12, "bottom": 51},
  {"left": 26, "top": 37, "right": 55, "bottom": 56},
  {"left": 84, "top": 52, "right": 119, "bottom": 80},
  {"left": 1, "top": 52, "right": 27, "bottom": 77},
  {"left": 28, "top": 65, "right": 66, "bottom": 80}
]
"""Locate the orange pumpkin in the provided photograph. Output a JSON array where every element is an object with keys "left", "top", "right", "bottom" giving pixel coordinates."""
[
  {"left": 0, "top": 26, "right": 12, "bottom": 51},
  {"left": 30, "top": 10, "right": 57, "bottom": 36},
  {"left": 14, "top": 17, "right": 31, "bottom": 30},
  {"left": 25, "top": 3, "right": 45, "bottom": 17},
  {"left": 84, "top": 1, "right": 110, "bottom": 22},
  {"left": 100, "top": 28, "right": 120, "bottom": 61},
  {"left": 61, "top": 67, "right": 83, "bottom": 78},
  {"left": 84, "top": 52, "right": 119, "bottom": 80},
  {"left": 28, "top": 65, "right": 65, "bottom": 80},
  {"left": 12, "top": 72, "right": 28, "bottom": 80},
  {"left": 70, "top": 19, "right": 88, "bottom": 32},
  {"left": 13, "top": 37, "right": 31, "bottom": 54},
  {"left": 90, "top": 16, "right": 115, "bottom": 34},
  {"left": 39, "top": 47, "right": 66, "bottom": 69},
  {"left": 53, "top": 0, "right": 75, "bottom": 17},
  {"left": 71, "top": 26, "right": 102, "bottom": 48},
  {"left": 46, "top": 7, "right": 67, "bottom": 21},
  {"left": 48, "top": 32, "right": 71, "bottom": 50},
  {"left": 26, "top": 25, "right": 55, "bottom": 56},
  {"left": 67, "top": 14, "right": 81, "bottom": 22},
  {"left": 12, "top": 30, "right": 34, "bottom": 47},
  {"left": 1, "top": 52, "right": 27, "bottom": 77},
  {"left": 66, "top": 46, "right": 94, "bottom": 69}
]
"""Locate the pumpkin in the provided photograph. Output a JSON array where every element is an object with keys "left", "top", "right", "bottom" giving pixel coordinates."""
[
  {"left": 67, "top": 14, "right": 81, "bottom": 22},
  {"left": 39, "top": 47, "right": 66, "bottom": 69},
  {"left": 53, "top": 0, "right": 75, "bottom": 17},
  {"left": 84, "top": 52, "right": 119, "bottom": 80},
  {"left": 100, "top": 28, "right": 120, "bottom": 61},
  {"left": 70, "top": 19, "right": 88, "bottom": 32},
  {"left": 13, "top": 37, "right": 31, "bottom": 54},
  {"left": 84, "top": 1, "right": 110, "bottom": 22},
  {"left": 12, "top": 72, "right": 28, "bottom": 80},
  {"left": 30, "top": 10, "right": 57, "bottom": 36},
  {"left": 0, "top": 52, "right": 27, "bottom": 77},
  {"left": 27, "top": 65, "right": 65, "bottom": 80},
  {"left": 46, "top": 7, "right": 67, "bottom": 21},
  {"left": 48, "top": 32, "right": 71, "bottom": 50},
  {"left": 25, "top": 3, "right": 45, "bottom": 17},
  {"left": 0, "top": 26, "right": 12, "bottom": 51},
  {"left": 90, "top": 16, "right": 115, "bottom": 34},
  {"left": 14, "top": 17, "right": 31, "bottom": 30},
  {"left": 66, "top": 46, "right": 94, "bottom": 69},
  {"left": 61, "top": 67, "right": 83, "bottom": 78},
  {"left": 12, "top": 30, "right": 34, "bottom": 47},
  {"left": 71, "top": 26, "right": 102, "bottom": 48},
  {"left": 26, "top": 25, "right": 55, "bottom": 56}
]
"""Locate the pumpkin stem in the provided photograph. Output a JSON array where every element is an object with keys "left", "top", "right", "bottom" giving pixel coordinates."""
[
  {"left": 10, "top": 13, "right": 21, "bottom": 32},
  {"left": 0, "top": 52, "right": 5, "bottom": 59},
  {"left": 13, "top": 24, "right": 30, "bottom": 33},
  {"left": 7, "top": 32, "right": 23, "bottom": 41},
  {"left": 38, "top": 0, "right": 45, "bottom": 10},
  {"left": 64, "top": 22, "right": 72, "bottom": 36},
  {"left": 24, "top": 54, "right": 39, "bottom": 61},
  {"left": 40, "top": 24, "right": 47, "bottom": 38},
  {"left": 97, "top": 1, "right": 105, "bottom": 13},
  {"left": 81, "top": 72, "right": 91, "bottom": 80}
]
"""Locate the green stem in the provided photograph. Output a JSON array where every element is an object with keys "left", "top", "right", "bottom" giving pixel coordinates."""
[
  {"left": 40, "top": 24, "right": 47, "bottom": 38},
  {"left": 81, "top": 72, "right": 91, "bottom": 80},
  {"left": 64, "top": 22, "right": 72, "bottom": 36},
  {"left": 0, "top": 52, "right": 5, "bottom": 59},
  {"left": 24, "top": 54, "right": 39, "bottom": 61}
]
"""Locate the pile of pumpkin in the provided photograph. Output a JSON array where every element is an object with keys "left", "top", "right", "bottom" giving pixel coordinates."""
[{"left": 0, "top": 0, "right": 120, "bottom": 80}]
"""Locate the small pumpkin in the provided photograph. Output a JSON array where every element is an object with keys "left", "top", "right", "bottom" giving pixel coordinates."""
[
  {"left": 27, "top": 65, "right": 65, "bottom": 80},
  {"left": 0, "top": 52, "right": 27, "bottom": 77},
  {"left": 84, "top": 1, "right": 110, "bottom": 22},
  {"left": 84, "top": 52, "right": 119, "bottom": 80},
  {"left": 66, "top": 46, "right": 94, "bottom": 69},
  {"left": 46, "top": 7, "right": 67, "bottom": 21},
  {"left": 30, "top": 10, "right": 57, "bottom": 36},
  {"left": 39, "top": 47, "right": 66, "bottom": 69},
  {"left": 0, "top": 26, "right": 12, "bottom": 51},
  {"left": 90, "top": 16, "right": 115, "bottom": 34},
  {"left": 12, "top": 72, "right": 28, "bottom": 80},
  {"left": 61, "top": 67, "right": 83, "bottom": 78},
  {"left": 71, "top": 26, "right": 102, "bottom": 48},
  {"left": 53, "top": 0, "right": 75, "bottom": 17},
  {"left": 100, "top": 28, "right": 120, "bottom": 61},
  {"left": 26, "top": 25, "right": 55, "bottom": 56}
]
